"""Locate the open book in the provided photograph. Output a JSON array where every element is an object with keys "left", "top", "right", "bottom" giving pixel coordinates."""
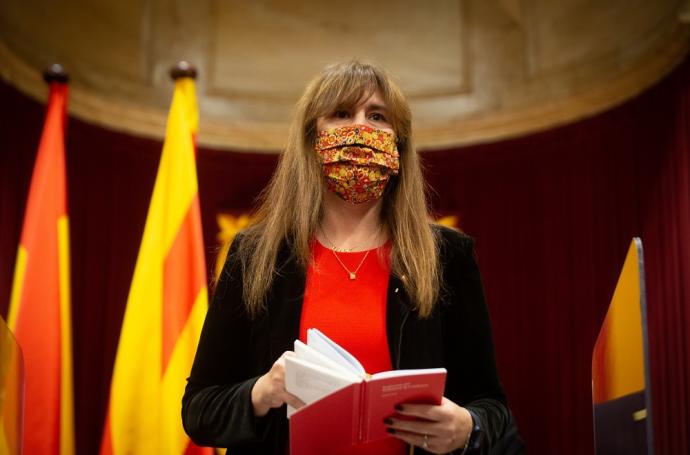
[{"left": 285, "top": 328, "right": 446, "bottom": 452}]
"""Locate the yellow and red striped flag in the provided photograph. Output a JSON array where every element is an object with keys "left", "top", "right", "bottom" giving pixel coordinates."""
[
  {"left": 100, "top": 69, "right": 212, "bottom": 454},
  {"left": 7, "top": 72, "right": 74, "bottom": 454},
  {"left": 592, "top": 238, "right": 647, "bottom": 404},
  {"left": 591, "top": 238, "right": 652, "bottom": 452}
]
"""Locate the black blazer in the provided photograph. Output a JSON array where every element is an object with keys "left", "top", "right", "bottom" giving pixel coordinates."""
[{"left": 182, "top": 226, "right": 510, "bottom": 454}]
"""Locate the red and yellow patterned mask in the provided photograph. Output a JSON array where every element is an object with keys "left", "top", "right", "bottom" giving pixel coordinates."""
[{"left": 314, "top": 124, "right": 399, "bottom": 204}]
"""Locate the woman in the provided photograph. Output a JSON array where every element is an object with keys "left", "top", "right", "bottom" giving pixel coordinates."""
[{"left": 182, "top": 61, "right": 512, "bottom": 454}]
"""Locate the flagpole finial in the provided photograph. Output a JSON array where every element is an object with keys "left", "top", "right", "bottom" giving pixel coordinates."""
[
  {"left": 170, "top": 61, "right": 198, "bottom": 80},
  {"left": 43, "top": 64, "right": 69, "bottom": 84}
]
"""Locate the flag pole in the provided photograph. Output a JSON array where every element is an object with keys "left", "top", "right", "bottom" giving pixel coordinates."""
[
  {"left": 43, "top": 63, "right": 69, "bottom": 84},
  {"left": 170, "top": 61, "right": 197, "bottom": 80}
]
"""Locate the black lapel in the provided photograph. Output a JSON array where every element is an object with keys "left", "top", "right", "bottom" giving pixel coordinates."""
[{"left": 386, "top": 274, "right": 412, "bottom": 369}]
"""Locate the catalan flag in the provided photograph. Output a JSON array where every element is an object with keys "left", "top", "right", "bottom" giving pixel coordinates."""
[
  {"left": 100, "top": 68, "right": 212, "bottom": 454},
  {"left": 7, "top": 72, "right": 74, "bottom": 454},
  {"left": 592, "top": 237, "right": 653, "bottom": 453}
]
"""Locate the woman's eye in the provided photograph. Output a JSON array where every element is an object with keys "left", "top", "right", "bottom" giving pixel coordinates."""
[
  {"left": 333, "top": 110, "right": 349, "bottom": 119},
  {"left": 369, "top": 112, "right": 386, "bottom": 122}
]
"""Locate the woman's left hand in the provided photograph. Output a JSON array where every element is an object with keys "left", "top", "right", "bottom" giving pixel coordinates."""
[{"left": 384, "top": 397, "right": 473, "bottom": 454}]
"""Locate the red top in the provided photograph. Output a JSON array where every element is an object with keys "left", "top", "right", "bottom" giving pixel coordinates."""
[{"left": 298, "top": 239, "right": 406, "bottom": 455}]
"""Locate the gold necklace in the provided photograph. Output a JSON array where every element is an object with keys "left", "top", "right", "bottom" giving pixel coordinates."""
[
  {"left": 320, "top": 225, "right": 381, "bottom": 252},
  {"left": 321, "top": 230, "right": 375, "bottom": 280},
  {"left": 331, "top": 249, "right": 370, "bottom": 280}
]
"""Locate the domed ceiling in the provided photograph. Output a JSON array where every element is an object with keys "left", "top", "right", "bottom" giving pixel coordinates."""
[{"left": 1, "top": 0, "right": 688, "bottom": 151}]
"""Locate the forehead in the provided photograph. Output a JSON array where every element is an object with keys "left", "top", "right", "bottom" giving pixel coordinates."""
[
  {"left": 329, "top": 88, "right": 388, "bottom": 113},
  {"left": 357, "top": 90, "right": 387, "bottom": 109}
]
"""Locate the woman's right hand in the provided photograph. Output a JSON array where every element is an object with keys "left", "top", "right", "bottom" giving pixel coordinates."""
[{"left": 251, "top": 351, "right": 305, "bottom": 417}]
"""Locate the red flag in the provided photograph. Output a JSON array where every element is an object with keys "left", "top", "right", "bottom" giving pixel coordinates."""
[{"left": 7, "top": 80, "right": 74, "bottom": 454}]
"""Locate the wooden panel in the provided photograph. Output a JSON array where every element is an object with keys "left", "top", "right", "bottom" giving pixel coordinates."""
[
  {"left": 208, "top": 0, "right": 467, "bottom": 100},
  {"left": 0, "top": 0, "right": 145, "bottom": 82},
  {"left": 529, "top": 0, "right": 678, "bottom": 72}
]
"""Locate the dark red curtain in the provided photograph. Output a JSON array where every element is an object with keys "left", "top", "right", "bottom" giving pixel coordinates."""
[
  {"left": 423, "top": 57, "right": 690, "bottom": 452},
  {"left": 1, "top": 56, "right": 689, "bottom": 454}
]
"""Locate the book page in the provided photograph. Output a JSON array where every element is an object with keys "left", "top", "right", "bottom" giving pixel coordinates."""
[
  {"left": 307, "top": 328, "right": 366, "bottom": 376},
  {"left": 284, "top": 355, "right": 361, "bottom": 417},
  {"left": 370, "top": 367, "right": 447, "bottom": 380},
  {"left": 294, "top": 340, "right": 362, "bottom": 381}
]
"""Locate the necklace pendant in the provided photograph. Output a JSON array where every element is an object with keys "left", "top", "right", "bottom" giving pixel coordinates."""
[{"left": 349, "top": 272, "right": 356, "bottom": 280}]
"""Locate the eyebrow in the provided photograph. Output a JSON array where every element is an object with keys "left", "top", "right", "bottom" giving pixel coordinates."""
[{"left": 366, "top": 103, "right": 388, "bottom": 112}]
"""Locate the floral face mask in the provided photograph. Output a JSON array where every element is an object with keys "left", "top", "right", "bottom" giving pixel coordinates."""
[{"left": 314, "top": 124, "right": 399, "bottom": 204}]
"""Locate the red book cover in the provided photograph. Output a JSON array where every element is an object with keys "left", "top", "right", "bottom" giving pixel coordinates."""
[
  {"left": 289, "top": 370, "right": 446, "bottom": 454},
  {"left": 361, "top": 371, "right": 446, "bottom": 441}
]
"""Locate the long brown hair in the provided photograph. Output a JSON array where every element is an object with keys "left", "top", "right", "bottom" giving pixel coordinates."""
[{"left": 236, "top": 60, "right": 440, "bottom": 318}]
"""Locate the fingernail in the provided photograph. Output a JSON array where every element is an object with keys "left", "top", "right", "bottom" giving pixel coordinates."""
[
  {"left": 394, "top": 404, "right": 403, "bottom": 411},
  {"left": 386, "top": 428, "right": 396, "bottom": 434},
  {"left": 383, "top": 418, "right": 393, "bottom": 425}
]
